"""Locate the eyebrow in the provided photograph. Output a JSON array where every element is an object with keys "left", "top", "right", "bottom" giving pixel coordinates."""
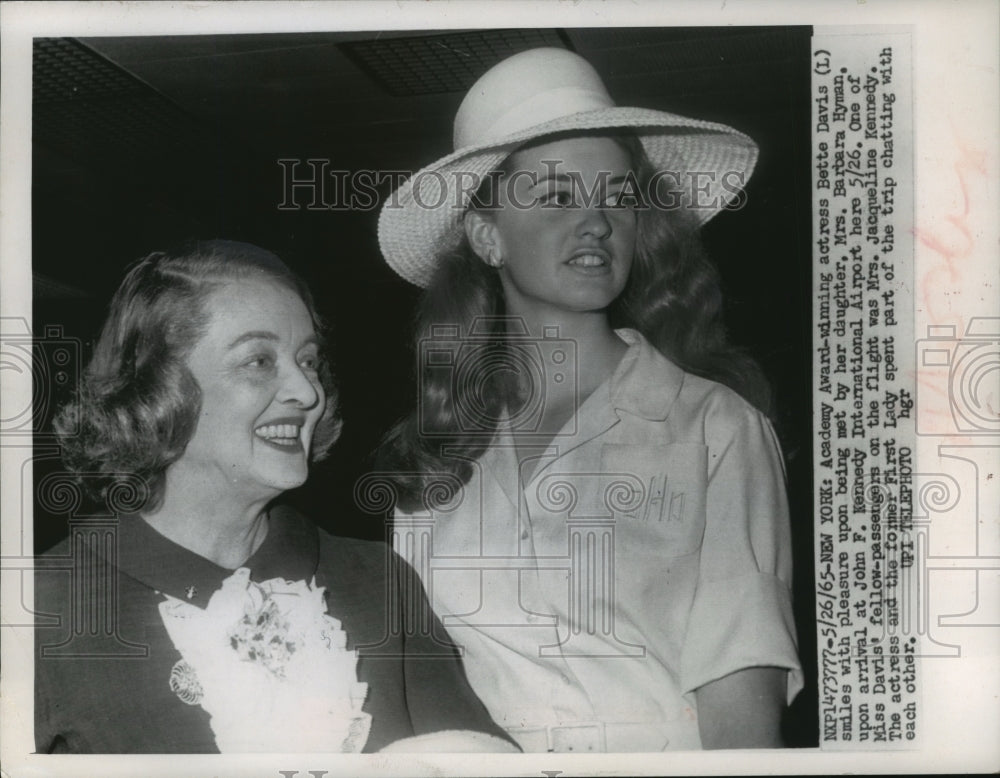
[{"left": 226, "top": 331, "right": 319, "bottom": 350}]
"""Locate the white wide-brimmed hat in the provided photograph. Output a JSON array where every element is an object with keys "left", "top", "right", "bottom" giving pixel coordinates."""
[{"left": 378, "top": 47, "right": 758, "bottom": 288}]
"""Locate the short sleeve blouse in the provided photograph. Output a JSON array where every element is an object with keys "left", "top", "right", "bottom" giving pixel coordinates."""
[{"left": 394, "top": 328, "right": 802, "bottom": 751}]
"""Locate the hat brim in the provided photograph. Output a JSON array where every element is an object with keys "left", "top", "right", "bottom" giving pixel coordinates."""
[{"left": 378, "top": 106, "right": 758, "bottom": 288}]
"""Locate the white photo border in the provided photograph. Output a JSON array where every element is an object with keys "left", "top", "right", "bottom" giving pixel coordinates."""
[{"left": 2, "top": 1, "right": 997, "bottom": 776}]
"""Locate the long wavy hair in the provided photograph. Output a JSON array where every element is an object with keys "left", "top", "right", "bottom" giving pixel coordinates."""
[
  {"left": 380, "top": 131, "right": 771, "bottom": 512},
  {"left": 53, "top": 240, "right": 342, "bottom": 512}
]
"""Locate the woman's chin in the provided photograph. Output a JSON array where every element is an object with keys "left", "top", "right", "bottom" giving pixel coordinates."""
[
  {"left": 273, "top": 474, "right": 309, "bottom": 491},
  {"left": 252, "top": 468, "right": 309, "bottom": 494},
  {"left": 557, "top": 284, "right": 626, "bottom": 312}
]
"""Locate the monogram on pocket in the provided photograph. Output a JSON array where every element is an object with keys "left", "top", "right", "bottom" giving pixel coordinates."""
[{"left": 599, "top": 444, "right": 708, "bottom": 556}]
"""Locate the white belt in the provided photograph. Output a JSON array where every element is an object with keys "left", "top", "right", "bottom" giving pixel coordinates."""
[{"left": 506, "top": 721, "right": 670, "bottom": 753}]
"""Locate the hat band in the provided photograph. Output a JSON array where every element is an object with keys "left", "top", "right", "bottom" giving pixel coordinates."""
[{"left": 456, "top": 86, "right": 616, "bottom": 147}]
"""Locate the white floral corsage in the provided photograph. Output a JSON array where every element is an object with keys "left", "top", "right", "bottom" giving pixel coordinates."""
[{"left": 158, "top": 568, "right": 371, "bottom": 752}]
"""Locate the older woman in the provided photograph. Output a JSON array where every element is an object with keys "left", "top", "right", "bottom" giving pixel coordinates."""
[{"left": 34, "top": 240, "right": 516, "bottom": 753}]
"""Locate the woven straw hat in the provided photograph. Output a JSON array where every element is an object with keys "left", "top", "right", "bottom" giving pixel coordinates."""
[{"left": 378, "top": 47, "right": 758, "bottom": 288}]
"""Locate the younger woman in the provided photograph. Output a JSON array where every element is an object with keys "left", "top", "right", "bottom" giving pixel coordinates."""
[{"left": 377, "top": 48, "right": 802, "bottom": 751}]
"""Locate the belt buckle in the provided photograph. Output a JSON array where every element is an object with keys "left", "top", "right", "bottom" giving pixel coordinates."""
[{"left": 548, "top": 722, "right": 605, "bottom": 753}]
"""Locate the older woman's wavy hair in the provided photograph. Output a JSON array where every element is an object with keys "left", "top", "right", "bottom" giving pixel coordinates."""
[{"left": 53, "top": 240, "right": 341, "bottom": 511}]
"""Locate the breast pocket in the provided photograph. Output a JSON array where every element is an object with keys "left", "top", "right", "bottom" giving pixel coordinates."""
[{"left": 599, "top": 443, "right": 708, "bottom": 557}]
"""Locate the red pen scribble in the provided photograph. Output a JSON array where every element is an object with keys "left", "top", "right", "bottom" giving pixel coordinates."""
[
  {"left": 914, "top": 127, "right": 988, "bottom": 328},
  {"left": 912, "top": 126, "right": 992, "bottom": 440}
]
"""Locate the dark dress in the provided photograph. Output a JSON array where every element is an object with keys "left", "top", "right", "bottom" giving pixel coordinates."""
[{"left": 34, "top": 505, "right": 511, "bottom": 753}]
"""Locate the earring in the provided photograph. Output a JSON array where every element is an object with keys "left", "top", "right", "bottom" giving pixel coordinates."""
[{"left": 488, "top": 249, "right": 504, "bottom": 268}]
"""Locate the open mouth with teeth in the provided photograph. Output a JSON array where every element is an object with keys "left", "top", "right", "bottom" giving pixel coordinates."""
[
  {"left": 567, "top": 253, "right": 608, "bottom": 267},
  {"left": 566, "top": 250, "right": 612, "bottom": 273},
  {"left": 254, "top": 423, "right": 303, "bottom": 450}
]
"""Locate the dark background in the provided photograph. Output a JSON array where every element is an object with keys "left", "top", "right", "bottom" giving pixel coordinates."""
[{"left": 31, "top": 27, "right": 816, "bottom": 745}]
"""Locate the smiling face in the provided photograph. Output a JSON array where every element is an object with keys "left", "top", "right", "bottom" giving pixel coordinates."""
[
  {"left": 169, "top": 278, "right": 326, "bottom": 501},
  {"left": 467, "top": 135, "right": 638, "bottom": 321}
]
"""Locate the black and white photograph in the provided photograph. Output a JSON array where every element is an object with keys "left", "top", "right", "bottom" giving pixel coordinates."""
[{"left": 1, "top": 2, "right": 997, "bottom": 775}]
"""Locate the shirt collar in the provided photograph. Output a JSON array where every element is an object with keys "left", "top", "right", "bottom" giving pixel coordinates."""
[
  {"left": 488, "top": 329, "right": 685, "bottom": 490},
  {"left": 609, "top": 328, "right": 685, "bottom": 421},
  {"left": 111, "top": 504, "right": 319, "bottom": 609}
]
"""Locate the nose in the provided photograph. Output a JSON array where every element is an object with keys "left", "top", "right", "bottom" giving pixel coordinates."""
[
  {"left": 576, "top": 205, "right": 612, "bottom": 238},
  {"left": 277, "top": 362, "right": 323, "bottom": 410}
]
